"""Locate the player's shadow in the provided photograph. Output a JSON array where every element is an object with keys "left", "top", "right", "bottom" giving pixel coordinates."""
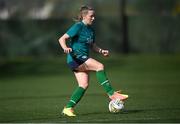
[
  {"left": 82, "top": 109, "right": 143, "bottom": 116},
  {"left": 120, "top": 109, "right": 144, "bottom": 114}
]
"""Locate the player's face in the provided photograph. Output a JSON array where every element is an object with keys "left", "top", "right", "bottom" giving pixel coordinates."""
[{"left": 83, "top": 10, "right": 95, "bottom": 25}]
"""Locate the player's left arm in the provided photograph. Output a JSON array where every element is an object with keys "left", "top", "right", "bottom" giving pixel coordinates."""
[{"left": 91, "top": 43, "right": 109, "bottom": 57}]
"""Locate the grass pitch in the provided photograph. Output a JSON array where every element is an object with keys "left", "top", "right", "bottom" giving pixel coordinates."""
[{"left": 0, "top": 54, "right": 180, "bottom": 123}]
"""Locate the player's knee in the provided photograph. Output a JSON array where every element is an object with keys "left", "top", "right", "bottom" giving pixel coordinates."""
[
  {"left": 97, "top": 63, "right": 104, "bottom": 71},
  {"left": 79, "top": 83, "right": 89, "bottom": 89}
]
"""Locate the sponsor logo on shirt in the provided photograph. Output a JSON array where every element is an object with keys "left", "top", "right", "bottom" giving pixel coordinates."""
[
  {"left": 87, "top": 37, "right": 93, "bottom": 44},
  {"left": 82, "top": 55, "right": 87, "bottom": 59}
]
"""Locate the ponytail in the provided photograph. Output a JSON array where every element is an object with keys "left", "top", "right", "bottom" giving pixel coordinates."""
[{"left": 73, "top": 5, "right": 94, "bottom": 22}]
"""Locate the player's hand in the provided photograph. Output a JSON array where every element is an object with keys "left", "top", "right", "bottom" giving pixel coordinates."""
[
  {"left": 63, "top": 47, "right": 72, "bottom": 54},
  {"left": 102, "top": 49, "right": 109, "bottom": 57}
]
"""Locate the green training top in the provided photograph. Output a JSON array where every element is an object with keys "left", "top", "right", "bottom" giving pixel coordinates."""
[{"left": 66, "top": 21, "right": 95, "bottom": 63}]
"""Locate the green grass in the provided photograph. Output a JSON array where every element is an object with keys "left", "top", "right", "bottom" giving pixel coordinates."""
[{"left": 0, "top": 54, "right": 180, "bottom": 123}]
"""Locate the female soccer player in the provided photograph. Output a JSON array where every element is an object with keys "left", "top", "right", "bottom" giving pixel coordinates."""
[{"left": 59, "top": 5, "right": 128, "bottom": 117}]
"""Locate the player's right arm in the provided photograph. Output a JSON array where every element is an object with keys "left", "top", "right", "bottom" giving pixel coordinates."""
[
  {"left": 58, "top": 34, "right": 72, "bottom": 54},
  {"left": 59, "top": 22, "right": 82, "bottom": 54}
]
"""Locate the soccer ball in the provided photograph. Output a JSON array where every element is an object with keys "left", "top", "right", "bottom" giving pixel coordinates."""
[{"left": 108, "top": 99, "right": 124, "bottom": 113}]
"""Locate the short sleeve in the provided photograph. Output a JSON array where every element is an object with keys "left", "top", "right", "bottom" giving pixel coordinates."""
[{"left": 66, "top": 22, "right": 82, "bottom": 38}]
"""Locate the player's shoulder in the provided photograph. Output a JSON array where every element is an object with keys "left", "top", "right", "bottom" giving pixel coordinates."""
[{"left": 73, "top": 21, "right": 83, "bottom": 28}]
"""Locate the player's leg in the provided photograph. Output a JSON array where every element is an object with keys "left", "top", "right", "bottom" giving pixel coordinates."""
[
  {"left": 76, "top": 58, "right": 128, "bottom": 100},
  {"left": 66, "top": 71, "right": 89, "bottom": 108},
  {"left": 62, "top": 71, "right": 89, "bottom": 116}
]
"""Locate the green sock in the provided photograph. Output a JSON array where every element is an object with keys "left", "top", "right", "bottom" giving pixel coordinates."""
[
  {"left": 66, "top": 87, "right": 86, "bottom": 108},
  {"left": 96, "top": 70, "right": 115, "bottom": 96}
]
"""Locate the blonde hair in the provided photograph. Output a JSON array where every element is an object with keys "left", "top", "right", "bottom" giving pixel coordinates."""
[{"left": 74, "top": 5, "right": 94, "bottom": 22}]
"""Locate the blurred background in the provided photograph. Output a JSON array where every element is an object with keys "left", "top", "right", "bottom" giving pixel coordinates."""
[{"left": 0, "top": 0, "right": 180, "bottom": 59}]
